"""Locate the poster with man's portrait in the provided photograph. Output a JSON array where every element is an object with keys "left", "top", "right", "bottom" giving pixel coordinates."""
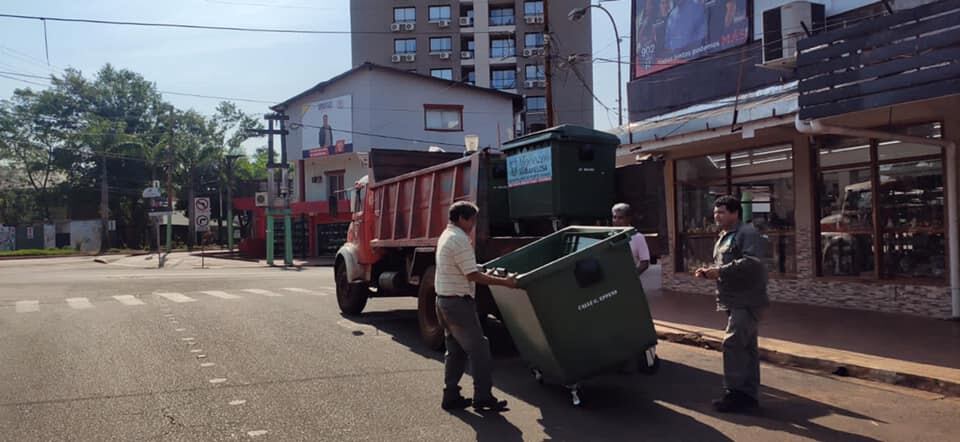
[
  {"left": 633, "top": 0, "right": 748, "bottom": 78},
  {"left": 302, "top": 95, "right": 353, "bottom": 158}
]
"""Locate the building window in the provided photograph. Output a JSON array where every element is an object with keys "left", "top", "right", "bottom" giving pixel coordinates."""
[
  {"left": 491, "top": 37, "right": 516, "bottom": 58},
  {"left": 429, "top": 37, "right": 453, "bottom": 53},
  {"left": 491, "top": 68, "right": 516, "bottom": 89},
  {"left": 490, "top": 7, "right": 515, "bottom": 26},
  {"left": 525, "top": 64, "right": 545, "bottom": 81},
  {"left": 675, "top": 145, "right": 796, "bottom": 275},
  {"left": 524, "top": 1, "right": 544, "bottom": 16},
  {"left": 424, "top": 105, "right": 463, "bottom": 132},
  {"left": 428, "top": 5, "right": 452, "bottom": 21},
  {"left": 816, "top": 123, "right": 945, "bottom": 281},
  {"left": 394, "top": 7, "right": 416, "bottom": 23},
  {"left": 326, "top": 171, "right": 346, "bottom": 202},
  {"left": 526, "top": 96, "right": 546, "bottom": 112},
  {"left": 394, "top": 38, "right": 417, "bottom": 54},
  {"left": 524, "top": 33, "right": 544, "bottom": 48},
  {"left": 431, "top": 68, "right": 453, "bottom": 81},
  {"left": 463, "top": 70, "right": 476, "bottom": 86}
]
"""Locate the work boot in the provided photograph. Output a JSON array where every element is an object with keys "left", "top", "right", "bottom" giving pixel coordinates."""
[
  {"left": 441, "top": 387, "right": 472, "bottom": 411},
  {"left": 473, "top": 395, "right": 508, "bottom": 412},
  {"left": 712, "top": 390, "right": 759, "bottom": 413}
]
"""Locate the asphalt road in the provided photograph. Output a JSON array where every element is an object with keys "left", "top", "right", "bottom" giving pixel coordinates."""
[{"left": 1, "top": 255, "right": 958, "bottom": 441}]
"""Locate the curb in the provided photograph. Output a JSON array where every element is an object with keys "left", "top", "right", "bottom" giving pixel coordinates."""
[{"left": 655, "top": 323, "right": 960, "bottom": 398}]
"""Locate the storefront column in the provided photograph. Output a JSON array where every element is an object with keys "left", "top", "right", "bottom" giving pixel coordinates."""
[
  {"left": 662, "top": 158, "right": 678, "bottom": 286},
  {"left": 792, "top": 134, "right": 816, "bottom": 280},
  {"left": 944, "top": 114, "right": 960, "bottom": 318}
]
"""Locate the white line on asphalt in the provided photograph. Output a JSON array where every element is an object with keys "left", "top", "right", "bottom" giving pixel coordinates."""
[
  {"left": 66, "top": 297, "right": 93, "bottom": 310},
  {"left": 156, "top": 292, "right": 197, "bottom": 303},
  {"left": 15, "top": 300, "right": 39, "bottom": 313},
  {"left": 181, "top": 337, "right": 195, "bottom": 342},
  {"left": 247, "top": 430, "right": 268, "bottom": 437},
  {"left": 281, "top": 287, "right": 330, "bottom": 296},
  {"left": 200, "top": 290, "right": 242, "bottom": 299},
  {"left": 209, "top": 378, "right": 227, "bottom": 384},
  {"left": 175, "top": 328, "right": 186, "bottom": 332},
  {"left": 241, "top": 289, "right": 283, "bottom": 297},
  {"left": 200, "top": 362, "right": 215, "bottom": 367},
  {"left": 113, "top": 295, "right": 146, "bottom": 306},
  {"left": 229, "top": 400, "right": 246, "bottom": 406},
  {"left": 190, "top": 349, "right": 203, "bottom": 353}
]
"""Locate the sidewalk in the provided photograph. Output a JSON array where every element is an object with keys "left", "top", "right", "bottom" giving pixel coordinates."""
[{"left": 647, "top": 290, "right": 960, "bottom": 396}]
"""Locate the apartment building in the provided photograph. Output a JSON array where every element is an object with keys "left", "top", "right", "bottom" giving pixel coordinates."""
[{"left": 350, "top": 0, "right": 594, "bottom": 134}]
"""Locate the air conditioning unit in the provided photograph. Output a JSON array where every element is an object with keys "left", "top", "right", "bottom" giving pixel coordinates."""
[
  {"left": 535, "top": 79, "right": 546, "bottom": 88},
  {"left": 761, "top": 1, "right": 826, "bottom": 69},
  {"left": 438, "top": 19, "right": 450, "bottom": 28},
  {"left": 534, "top": 15, "right": 544, "bottom": 24},
  {"left": 391, "top": 54, "right": 402, "bottom": 63},
  {"left": 403, "top": 53, "right": 416, "bottom": 62},
  {"left": 524, "top": 16, "right": 538, "bottom": 25},
  {"left": 524, "top": 80, "right": 535, "bottom": 88},
  {"left": 523, "top": 48, "right": 542, "bottom": 57},
  {"left": 390, "top": 23, "right": 401, "bottom": 32},
  {"left": 439, "top": 52, "right": 451, "bottom": 60},
  {"left": 403, "top": 22, "right": 415, "bottom": 31},
  {"left": 461, "top": 51, "right": 473, "bottom": 59},
  {"left": 255, "top": 192, "right": 268, "bottom": 207},
  {"left": 459, "top": 16, "right": 473, "bottom": 27}
]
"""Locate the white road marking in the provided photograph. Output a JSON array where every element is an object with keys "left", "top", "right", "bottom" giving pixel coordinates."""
[
  {"left": 157, "top": 292, "right": 197, "bottom": 303},
  {"left": 15, "top": 300, "right": 39, "bottom": 313},
  {"left": 209, "top": 378, "right": 227, "bottom": 384},
  {"left": 200, "top": 290, "right": 242, "bottom": 300},
  {"left": 247, "top": 430, "right": 268, "bottom": 437},
  {"left": 200, "top": 362, "right": 215, "bottom": 367},
  {"left": 229, "top": 400, "right": 246, "bottom": 406},
  {"left": 113, "top": 295, "right": 145, "bottom": 306},
  {"left": 190, "top": 349, "right": 203, "bottom": 353},
  {"left": 196, "top": 354, "right": 207, "bottom": 359},
  {"left": 175, "top": 328, "right": 186, "bottom": 332},
  {"left": 281, "top": 287, "right": 330, "bottom": 296},
  {"left": 242, "top": 289, "right": 283, "bottom": 297},
  {"left": 66, "top": 297, "right": 93, "bottom": 310}
]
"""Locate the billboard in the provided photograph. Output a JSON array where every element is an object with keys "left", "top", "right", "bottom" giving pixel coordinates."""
[
  {"left": 633, "top": 0, "right": 749, "bottom": 78},
  {"left": 301, "top": 95, "right": 353, "bottom": 159}
]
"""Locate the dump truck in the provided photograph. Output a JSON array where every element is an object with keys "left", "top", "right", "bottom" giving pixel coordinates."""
[{"left": 334, "top": 126, "right": 621, "bottom": 349}]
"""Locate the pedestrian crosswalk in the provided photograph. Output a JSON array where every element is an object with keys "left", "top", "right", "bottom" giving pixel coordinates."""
[{"left": 4, "top": 287, "right": 334, "bottom": 314}]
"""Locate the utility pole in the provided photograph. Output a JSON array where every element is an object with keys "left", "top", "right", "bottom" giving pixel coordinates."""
[
  {"left": 279, "top": 114, "right": 293, "bottom": 267},
  {"left": 165, "top": 110, "right": 175, "bottom": 257},
  {"left": 99, "top": 152, "right": 110, "bottom": 254},
  {"left": 247, "top": 114, "right": 290, "bottom": 266},
  {"left": 224, "top": 154, "right": 241, "bottom": 253},
  {"left": 544, "top": 0, "right": 555, "bottom": 127}
]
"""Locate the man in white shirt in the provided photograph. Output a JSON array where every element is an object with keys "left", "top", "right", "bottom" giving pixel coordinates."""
[
  {"left": 612, "top": 203, "right": 651, "bottom": 275},
  {"left": 435, "top": 201, "right": 516, "bottom": 412}
]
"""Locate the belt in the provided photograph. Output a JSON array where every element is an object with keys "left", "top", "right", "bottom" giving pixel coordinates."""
[{"left": 437, "top": 294, "right": 473, "bottom": 300}]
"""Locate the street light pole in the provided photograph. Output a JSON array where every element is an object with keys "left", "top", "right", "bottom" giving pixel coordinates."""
[{"left": 569, "top": 3, "right": 623, "bottom": 127}]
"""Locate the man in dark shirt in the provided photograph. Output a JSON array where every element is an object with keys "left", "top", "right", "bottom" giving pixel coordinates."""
[{"left": 695, "top": 195, "right": 769, "bottom": 413}]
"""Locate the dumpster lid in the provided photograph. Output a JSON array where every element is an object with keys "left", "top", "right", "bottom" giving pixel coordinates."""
[{"left": 502, "top": 125, "right": 621, "bottom": 151}]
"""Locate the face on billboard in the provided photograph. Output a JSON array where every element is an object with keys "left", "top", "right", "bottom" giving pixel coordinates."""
[
  {"left": 301, "top": 95, "right": 354, "bottom": 159},
  {"left": 633, "top": 0, "right": 748, "bottom": 78}
]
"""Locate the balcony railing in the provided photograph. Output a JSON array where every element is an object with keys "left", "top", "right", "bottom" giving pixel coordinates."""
[{"left": 797, "top": 0, "right": 960, "bottom": 120}]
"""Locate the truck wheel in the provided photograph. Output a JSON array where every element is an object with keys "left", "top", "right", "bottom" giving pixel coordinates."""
[
  {"left": 335, "top": 260, "right": 368, "bottom": 316},
  {"left": 417, "top": 266, "right": 444, "bottom": 351}
]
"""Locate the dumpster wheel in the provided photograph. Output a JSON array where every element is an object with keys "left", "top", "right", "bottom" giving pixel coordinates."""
[
  {"left": 531, "top": 368, "right": 544, "bottom": 384},
  {"left": 567, "top": 384, "right": 582, "bottom": 407}
]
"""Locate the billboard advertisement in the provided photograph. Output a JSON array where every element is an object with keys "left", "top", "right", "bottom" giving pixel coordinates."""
[
  {"left": 301, "top": 94, "right": 353, "bottom": 159},
  {"left": 633, "top": 0, "right": 749, "bottom": 78}
]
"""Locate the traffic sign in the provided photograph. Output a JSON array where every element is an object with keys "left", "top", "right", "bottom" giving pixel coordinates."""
[
  {"left": 194, "top": 197, "right": 211, "bottom": 213},
  {"left": 142, "top": 187, "right": 162, "bottom": 199},
  {"left": 196, "top": 214, "right": 210, "bottom": 232}
]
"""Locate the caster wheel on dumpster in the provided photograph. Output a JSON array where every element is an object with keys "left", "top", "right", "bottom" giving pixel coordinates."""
[
  {"left": 531, "top": 368, "right": 544, "bottom": 384},
  {"left": 639, "top": 347, "right": 660, "bottom": 375}
]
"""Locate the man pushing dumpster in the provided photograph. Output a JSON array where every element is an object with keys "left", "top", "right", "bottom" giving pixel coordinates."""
[
  {"left": 695, "top": 195, "right": 769, "bottom": 413},
  {"left": 611, "top": 203, "right": 651, "bottom": 276},
  {"left": 435, "top": 201, "right": 517, "bottom": 412}
]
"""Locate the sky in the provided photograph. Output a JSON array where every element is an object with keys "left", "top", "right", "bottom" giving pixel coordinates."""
[{"left": 0, "top": 0, "right": 632, "bottom": 155}]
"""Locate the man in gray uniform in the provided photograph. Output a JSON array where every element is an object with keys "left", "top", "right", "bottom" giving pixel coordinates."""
[{"left": 695, "top": 195, "right": 769, "bottom": 413}]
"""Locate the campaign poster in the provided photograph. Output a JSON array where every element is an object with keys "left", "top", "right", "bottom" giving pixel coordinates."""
[
  {"left": 633, "top": 0, "right": 749, "bottom": 78},
  {"left": 302, "top": 95, "right": 353, "bottom": 159}
]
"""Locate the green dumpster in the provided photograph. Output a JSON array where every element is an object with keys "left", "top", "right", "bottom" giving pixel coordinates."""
[
  {"left": 501, "top": 125, "right": 619, "bottom": 221},
  {"left": 482, "top": 226, "right": 658, "bottom": 405}
]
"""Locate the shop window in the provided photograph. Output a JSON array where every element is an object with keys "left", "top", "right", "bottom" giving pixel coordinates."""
[
  {"left": 815, "top": 123, "right": 946, "bottom": 281},
  {"left": 675, "top": 145, "right": 796, "bottom": 275},
  {"left": 326, "top": 172, "right": 346, "bottom": 201}
]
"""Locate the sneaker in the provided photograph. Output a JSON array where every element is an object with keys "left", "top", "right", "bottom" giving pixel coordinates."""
[
  {"left": 441, "top": 395, "right": 473, "bottom": 411},
  {"left": 712, "top": 390, "right": 759, "bottom": 413},
  {"left": 473, "top": 396, "right": 509, "bottom": 412}
]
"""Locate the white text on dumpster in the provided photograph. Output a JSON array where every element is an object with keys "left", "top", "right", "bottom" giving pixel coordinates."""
[{"left": 577, "top": 289, "right": 619, "bottom": 312}]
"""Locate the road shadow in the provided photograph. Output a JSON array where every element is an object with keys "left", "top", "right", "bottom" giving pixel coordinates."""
[{"left": 346, "top": 308, "right": 882, "bottom": 441}]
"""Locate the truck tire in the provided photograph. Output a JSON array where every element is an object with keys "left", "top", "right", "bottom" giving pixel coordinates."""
[
  {"left": 335, "top": 259, "right": 368, "bottom": 316},
  {"left": 417, "top": 266, "right": 445, "bottom": 351}
]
